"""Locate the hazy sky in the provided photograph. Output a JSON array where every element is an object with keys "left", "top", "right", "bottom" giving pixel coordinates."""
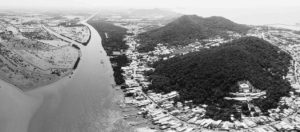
[
  {"left": 0, "top": 0, "right": 299, "bottom": 9},
  {"left": 0, "top": 0, "right": 300, "bottom": 25}
]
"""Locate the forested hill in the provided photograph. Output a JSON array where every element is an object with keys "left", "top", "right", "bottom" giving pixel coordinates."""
[
  {"left": 137, "top": 15, "right": 251, "bottom": 52},
  {"left": 87, "top": 20, "right": 128, "bottom": 53},
  {"left": 147, "top": 37, "right": 292, "bottom": 120}
]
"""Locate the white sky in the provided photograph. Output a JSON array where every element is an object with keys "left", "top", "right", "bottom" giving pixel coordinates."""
[
  {"left": 0, "top": 0, "right": 299, "bottom": 9},
  {"left": 0, "top": 0, "right": 300, "bottom": 25}
]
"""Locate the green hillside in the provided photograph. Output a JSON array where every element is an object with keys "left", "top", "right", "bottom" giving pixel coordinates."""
[
  {"left": 137, "top": 15, "right": 250, "bottom": 52},
  {"left": 147, "top": 37, "right": 292, "bottom": 120}
]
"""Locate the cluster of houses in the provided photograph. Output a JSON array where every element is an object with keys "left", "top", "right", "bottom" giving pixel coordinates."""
[
  {"left": 121, "top": 33, "right": 198, "bottom": 132},
  {"left": 0, "top": 21, "right": 10, "bottom": 34},
  {"left": 18, "top": 25, "right": 41, "bottom": 33},
  {"left": 0, "top": 15, "right": 53, "bottom": 40},
  {"left": 113, "top": 23, "right": 300, "bottom": 132},
  {"left": 248, "top": 27, "right": 300, "bottom": 88},
  {"left": 0, "top": 43, "right": 32, "bottom": 68},
  {"left": 149, "top": 36, "right": 238, "bottom": 60}
]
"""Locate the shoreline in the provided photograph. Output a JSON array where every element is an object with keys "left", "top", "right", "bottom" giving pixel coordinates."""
[
  {"left": 0, "top": 14, "right": 129, "bottom": 132},
  {"left": 27, "top": 19, "right": 132, "bottom": 132},
  {"left": 85, "top": 19, "right": 161, "bottom": 131},
  {"left": 85, "top": 20, "right": 138, "bottom": 131},
  {"left": 112, "top": 85, "right": 160, "bottom": 132},
  {"left": 0, "top": 13, "right": 148, "bottom": 132}
]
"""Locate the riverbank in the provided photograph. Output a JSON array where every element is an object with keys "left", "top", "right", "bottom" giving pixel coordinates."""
[
  {"left": 112, "top": 86, "right": 161, "bottom": 132},
  {"left": 86, "top": 19, "right": 166, "bottom": 132},
  {"left": 87, "top": 20, "right": 129, "bottom": 85},
  {"left": 0, "top": 14, "right": 133, "bottom": 132},
  {"left": 27, "top": 20, "right": 133, "bottom": 132}
]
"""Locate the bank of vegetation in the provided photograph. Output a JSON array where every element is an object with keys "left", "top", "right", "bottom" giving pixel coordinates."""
[
  {"left": 88, "top": 20, "right": 129, "bottom": 85},
  {"left": 137, "top": 15, "right": 250, "bottom": 52},
  {"left": 146, "top": 37, "right": 293, "bottom": 120}
]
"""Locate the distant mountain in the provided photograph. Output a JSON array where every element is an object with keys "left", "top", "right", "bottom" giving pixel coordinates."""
[
  {"left": 147, "top": 37, "right": 292, "bottom": 120},
  {"left": 127, "top": 8, "right": 181, "bottom": 18},
  {"left": 137, "top": 15, "right": 251, "bottom": 52},
  {"left": 93, "top": 8, "right": 180, "bottom": 27},
  {"left": 267, "top": 23, "right": 300, "bottom": 31}
]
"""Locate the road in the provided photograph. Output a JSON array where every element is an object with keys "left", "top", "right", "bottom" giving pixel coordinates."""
[
  {"left": 42, "top": 12, "right": 97, "bottom": 48},
  {"left": 41, "top": 25, "right": 84, "bottom": 47}
]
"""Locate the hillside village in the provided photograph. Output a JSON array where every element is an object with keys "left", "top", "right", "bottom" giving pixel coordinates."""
[
  {"left": 103, "top": 17, "right": 300, "bottom": 132},
  {"left": 2, "top": 11, "right": 300, "bottom": 132}
]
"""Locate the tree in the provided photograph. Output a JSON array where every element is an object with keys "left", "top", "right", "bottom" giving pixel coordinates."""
[{"left": 147, "top": 37, "right": 292, "bottom": 121}]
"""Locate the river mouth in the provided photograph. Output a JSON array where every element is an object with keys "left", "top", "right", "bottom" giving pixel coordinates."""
[
  {"left": 26, "top": 22, "right": 134, "bottom": 132},
  {"left": 0, "top": 19, "right": 128, "bottom": 132}
]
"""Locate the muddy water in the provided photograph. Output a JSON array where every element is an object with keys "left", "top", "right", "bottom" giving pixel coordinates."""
[{"left": 26, "top": 22, "right": 128, "bottom": 132}]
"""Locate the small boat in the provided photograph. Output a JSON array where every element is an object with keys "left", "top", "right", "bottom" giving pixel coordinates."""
[{"left": 100, "top": 60, "right": 104, "bottom": 64}]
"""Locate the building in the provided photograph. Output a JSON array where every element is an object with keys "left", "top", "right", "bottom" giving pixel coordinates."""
[
  {"left": 238, "top": 80, "right": 255, "bottom": 93},
  {"left": 225, "top": 81, "right": 266, "bottom": 100}
]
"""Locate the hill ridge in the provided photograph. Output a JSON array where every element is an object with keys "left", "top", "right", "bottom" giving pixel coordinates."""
[
  {"left": 147, "top": 36, "right": 292, "bottom": 121},
  {"left": 137, "top": 15, "right": 251, "bottom": 52}
]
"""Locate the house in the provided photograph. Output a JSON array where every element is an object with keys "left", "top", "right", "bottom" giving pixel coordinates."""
[
  {"left": 238, "top": 80, "right": 255, "bottom": 93},
  {"left": 220, "top": 121, "right": 231, "bottom": 130},
  {"left": 184, "top": 128, "right": 194, "bottom": 132},
  {"left": 187, "top": 116, "right": 198, "bottom": 124},
  {"left": 226, "top": 81, "right": 266, "bottom": 101},
  {"left": 112, "top": 51, "right": 122, "bottom": 56}
]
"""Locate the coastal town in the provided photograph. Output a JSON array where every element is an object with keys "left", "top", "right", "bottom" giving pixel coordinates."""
[
  {"left": 1, "top": 9, "right": 300, "bottom": 132},
  {"left": 0, "top": 13, "right": 89, "bottom": 90},
  {"left": 102, "top": 18, "right": 300, "bottom": 132}
]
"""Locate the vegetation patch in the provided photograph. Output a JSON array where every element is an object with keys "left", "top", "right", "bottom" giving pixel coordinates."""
[
  {"left": 88, "top": 20, "right": 129, "bottom": 85},
  {"left": 147, "top": 37, "right": 293, "bottom": 120},
  {"left": 137, "top": 15, "right": 250, "bottom": 52}
]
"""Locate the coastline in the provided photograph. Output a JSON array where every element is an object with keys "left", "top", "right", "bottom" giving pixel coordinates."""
[
  {"left": 0, "top": 13, "right": 152, "bottom": 132},
  {"left": 111, "top": 85, "right": 160, "bottom": 132},
  {"left": 27, "top": 19, "right": 132, "bottom": 132},
  {"left": 86, "top": 19, "right": 157, "bottom": 131},
  {"left": 85, "top": 20, "right": 137, "bottom": 131},
  {"left": 0, "top": 14, "right": 130, "bottom": 132}
]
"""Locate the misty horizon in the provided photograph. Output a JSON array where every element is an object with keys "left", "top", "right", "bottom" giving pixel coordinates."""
[
  {"left": 1, "top": 1, "right": 300, "bottom": 132},
  {"left": 0, "top": 0, "right": 300, "bottom": 25}
]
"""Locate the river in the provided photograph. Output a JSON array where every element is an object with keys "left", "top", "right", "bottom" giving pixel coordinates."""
[{"left": 0, "top": 18, "right": 128, "bottom": 132}]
